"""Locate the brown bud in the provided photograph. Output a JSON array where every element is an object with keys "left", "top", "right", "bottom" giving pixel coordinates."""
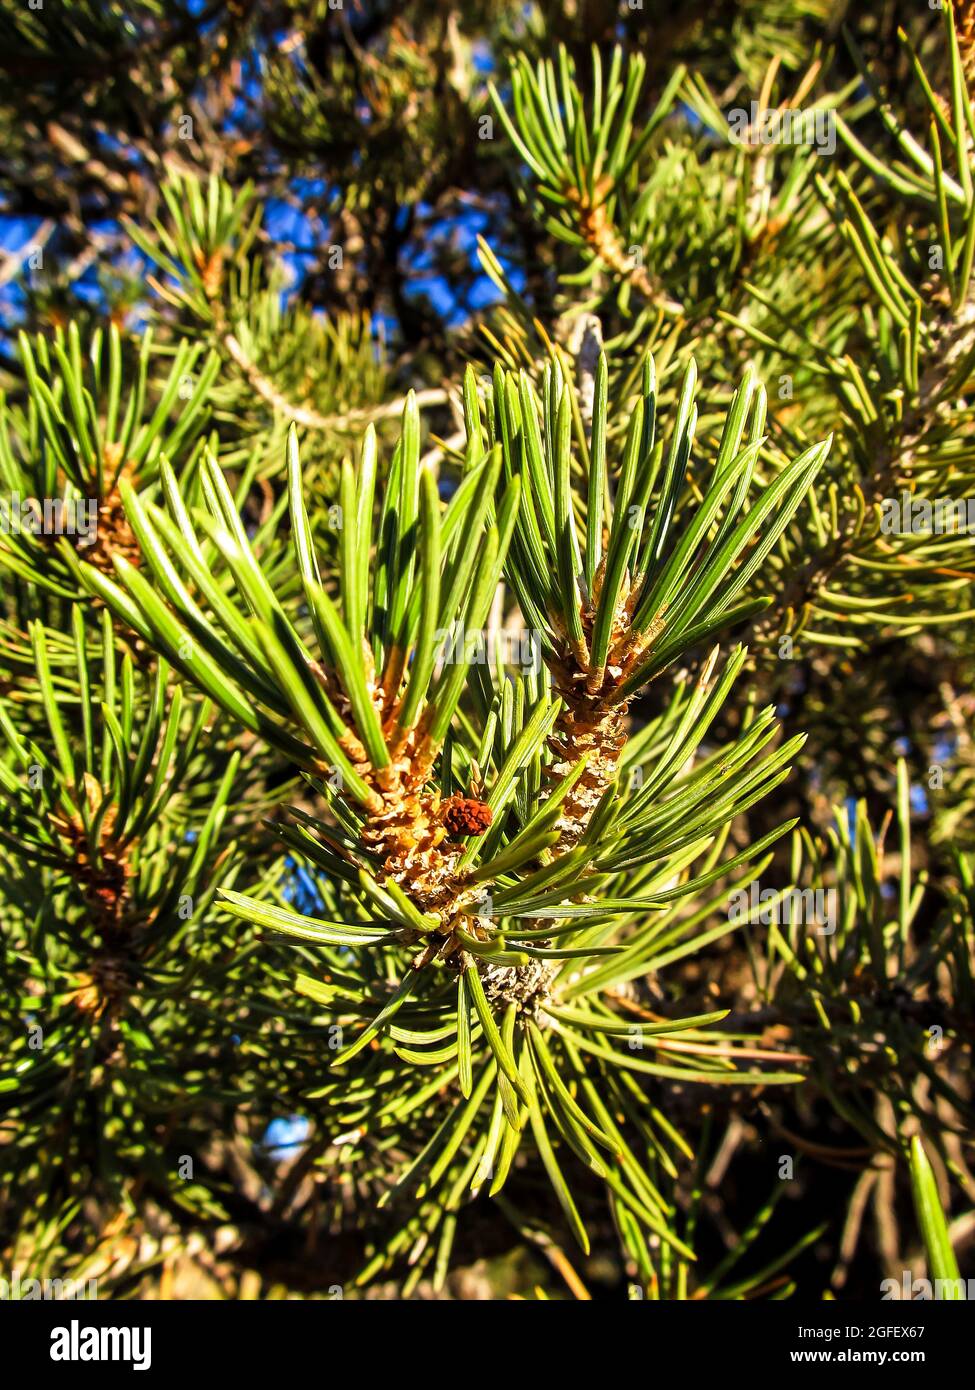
[{"left": 440, "top": 795, "right": 493, "bottom": 837}]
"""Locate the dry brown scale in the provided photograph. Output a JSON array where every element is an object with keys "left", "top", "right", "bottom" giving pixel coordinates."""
[
  {"left": 54, "top": 789, "right": 137, "bottom": 1024},
  {"left": 85, "top": 449, "right": 143, "bottom": 573},
  {"left": 567, "top": 177, "right": 680, "bottom": 312}
]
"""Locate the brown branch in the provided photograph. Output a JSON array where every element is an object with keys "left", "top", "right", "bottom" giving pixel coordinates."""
[
  {"left": 747, "top": 295, "right": 975, "bottom": 651},
  {"left": 222, "top": 330, "right": 448, "bottom": 430}
]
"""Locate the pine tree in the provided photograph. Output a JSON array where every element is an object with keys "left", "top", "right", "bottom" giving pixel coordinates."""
[{"left": 0, "top": 1, "right": 972, "bottom": 1301}]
